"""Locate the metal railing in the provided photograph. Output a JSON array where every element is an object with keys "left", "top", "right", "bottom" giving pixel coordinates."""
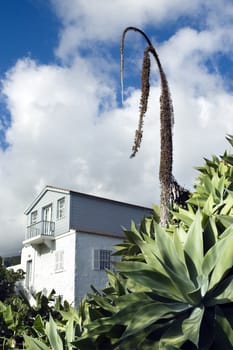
[{"left": 26, "top": 221, "right": 55, "bottom": 240}]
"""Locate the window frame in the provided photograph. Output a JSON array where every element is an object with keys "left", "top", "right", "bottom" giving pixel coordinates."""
[
  {"left": 93, "top": 249, "right": 112, "bottom": 271},
  {"left": 57, "top": 197, "right": 65, "bottom": 220},
  {"left": 30, "top": 210, "right": 38, "bottom": 224}
]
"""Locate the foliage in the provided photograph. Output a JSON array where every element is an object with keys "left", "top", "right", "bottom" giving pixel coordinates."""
[
  {"left": 25, "top": 136, "right": 233, "bottom": 349},
  {"left": 24, "top": 300, "right": 88, "bottom": 350},
  {"left": 71, "top": 135, "right": 233, "bottom": 349},
  {"left": 0, "top": 259, "right": 25, "bottom": 302},
  {"left": 3, "top": 136, "right": 233, "bottom": 349},
  {"left": 0, "top": 262, "right": 26, "bottom": 347},
  {"left": 0, "top": 287, "right": 69, "bottom": 349}
]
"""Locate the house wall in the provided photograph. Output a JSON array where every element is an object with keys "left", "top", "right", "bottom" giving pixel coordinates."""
[
  {"left": 21, "top": 231, "right": 76, "bottom": 304},
  {"left": 74, "top": 231, "right": 122, "bottom": 306},
  {"left": 21, "top": 187, "right": 153, "bottom": 307},
  {"left": 70, "top": 193, "right": 151, "bottom": 236},
  {"left": 26, "top": 190, "right": 70, "bottom": 237}
]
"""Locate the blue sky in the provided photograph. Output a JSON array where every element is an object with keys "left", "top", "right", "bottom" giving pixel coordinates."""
[
  {"left": 0, "top": 0, "right": 59, "bottom": 148},
  {"left": 1, "top": 0, "right": 233, "bottom": 255},
  {"left": 0, "top": 1, "right": 59, "bottom": 72}
]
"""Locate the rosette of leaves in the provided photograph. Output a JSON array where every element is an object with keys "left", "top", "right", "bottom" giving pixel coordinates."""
[
  {"left": 75, "top": 137, "right": 233, "bottom": 350},
  {"left": 75, "top": 212, "right": 233, "bottom": 349},
  {"left": 172, "top": 135, "right": 233, "bottom": 236}
]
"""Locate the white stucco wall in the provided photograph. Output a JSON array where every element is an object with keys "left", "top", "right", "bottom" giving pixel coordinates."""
[
  {"left": 21, "top": 230, "right": 76, "bottom": 305},
  {"left": 75, "top": 232, "right": 122, "bottom": 306}
]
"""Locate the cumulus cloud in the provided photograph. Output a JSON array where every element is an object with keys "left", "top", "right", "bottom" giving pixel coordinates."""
[
  {"left": 1, "top": 0, "right": 233, "bottom": 256},
  {"left": 0, "top": 57, "right": 158, "bottom": 255},
  {"left": 51, "top": 0, "right": 203, "bottom": 60}
]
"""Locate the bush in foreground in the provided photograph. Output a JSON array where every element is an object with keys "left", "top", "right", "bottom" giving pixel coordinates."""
[{"left": 23, "top": 136, "right": 233, "bottom": 350}]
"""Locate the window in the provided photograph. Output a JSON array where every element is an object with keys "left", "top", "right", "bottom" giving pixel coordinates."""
[
  {"left": 93, "top": 249, "right": 112, "bottom": 270},
  {"left": 43, "top": 204, "right": 52, "bottom": 222},
  {"left": 57, "top": 197, "right": 65, "bottom": 219},
  {"left": 42, "top": 204, "right": 53, "bottom": 235},
  {"left": 31, "top": 211, "right": 37, "bottom": 224},
  {"left": 55, "top": 250, "right": 64, "bottom": 272}
]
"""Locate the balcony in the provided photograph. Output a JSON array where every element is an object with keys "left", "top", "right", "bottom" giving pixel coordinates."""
[{"left": 23, "top": 221, "right": 55, "bottom": 249}]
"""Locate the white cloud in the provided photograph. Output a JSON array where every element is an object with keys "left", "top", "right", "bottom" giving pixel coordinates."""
[
  {"left": 0, "top": 57, "right": 159, "bottom": 255},
  {"left": 51, "top": 0, "right": 203, "bottom": 60},
  {"left": 1, "top": 0, "right": 233, "bottom": 256}
]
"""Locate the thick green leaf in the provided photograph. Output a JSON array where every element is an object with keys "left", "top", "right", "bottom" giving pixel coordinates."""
[
  {"left": 115, "top": 261, "right": 185, "bottom": 301},
  {"left": 218, "top": 176, "right": 226, "bottom": 198},
  {"left": 90, "top": 294, "right": 116, "bottom": 313},
  {"left": 173, "top": 227, "right": 187, "bottom": 264},
  {"left": 65, "top": 319, "right": 75, "bottom": 350},
  {"left": 116, "top": 301, "right": 191, "bottom": 341},
  {"left": 155, "top": 224, "right": 191, "bottom": 283},
  {"left": 45, "top": 315, "right": 63, "bottom": 350},
  {"left": 24, "top": 335, "right": 51, "bottom": 350},
  {"left": 172, "top": 208, "right": 195, "bottom": 226},
  {"left": 184, "top": 211, "right": 203, "bottom": 283},
  {"left": 211, "top": 279, "right": 233, "bottom": 304},
  {"left": 202, "top": 229, "right": 233, "bottom": 289},
  {"left": 216, "top": 306, "right": 233, "bottom": 346},
  {"left": 220, "top": 195, "right": 233, "bottom": 215},
  {"left": 203, "top": 194, "right": 215, "bottom": 215},
  {"left": 217, "top": 215, "right": 233, "bottom": 228},
  {"left": 136, "top": 235, "right": 168, "bottom": 276},
  {"left": 198, "top": 307, "right": 215, "bottom": 350},
  {"left": 33, "top": 314, "right": 45, "bottom": 333},
  {"left": 159, "top": 317, "right": 187, "bottom": 349},
  {"left": 203, "top": 217, "right": 218, "bottom": 252},
  {"left": 226, "top": 134, "right": 233, "bottom": 147},
  {"left": 182, "top": 306, "right": 204, "bottom": 346},
  {"left": 0, "top": 301, "right": 6, "bottom": 312},
  {"left": 155, "top": 225, "right": 197, "bottom": 302},
  {"left": 203, "top": 175, "right": 214, "bottom": 194},
  {"left": 223, "top": 155, "right": 233, "bottom": 166},
  {"left": 3, "top": 305, "right": 14, "bottom": 325}
]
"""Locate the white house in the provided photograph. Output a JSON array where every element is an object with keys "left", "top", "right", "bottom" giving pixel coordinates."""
[{"left": 20, "top": 185, "right": 152, "bottom": 306}]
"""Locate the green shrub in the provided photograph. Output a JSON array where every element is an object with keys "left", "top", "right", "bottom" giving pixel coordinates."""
[
  {"left": 18, "top": 136, "right": 233, "bottom": 349},
  {"left": 73, "top": 136, "right": 233, "bottom": 350}
]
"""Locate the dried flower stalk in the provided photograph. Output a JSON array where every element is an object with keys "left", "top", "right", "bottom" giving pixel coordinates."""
[
  {"left": 130, "top": 46, "right": 151, "bottom": 158},
  {"left": 121, "top": 27, "right": 174, "bottom": 226}
]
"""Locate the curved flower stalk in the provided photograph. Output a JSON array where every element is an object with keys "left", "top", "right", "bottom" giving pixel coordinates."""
[{"left": 121, "top": 27, "right": 175, "bottom": 226}]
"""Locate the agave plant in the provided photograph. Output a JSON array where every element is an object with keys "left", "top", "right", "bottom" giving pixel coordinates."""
[
  {"left": 20, "top": 138, "right": 233, "bottom": 350},
  {"left": 74, "top": 136, "right": 233, "bottom": 350}
]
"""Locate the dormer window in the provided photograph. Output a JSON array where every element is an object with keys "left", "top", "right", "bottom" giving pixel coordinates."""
[
  {"left": 31, "top": 211, "right": 38, "bottom": 224},
  {"left": 57, "top": 197, "right": 65, "bottom": 219}
]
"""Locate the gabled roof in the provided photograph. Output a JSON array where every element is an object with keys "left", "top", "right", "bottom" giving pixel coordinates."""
[
  {"left": 24, "top": 185, "right": 152, "bottom": 215},
  {"left": 24, "top": 185, "right": 70, "bottom": 214}
]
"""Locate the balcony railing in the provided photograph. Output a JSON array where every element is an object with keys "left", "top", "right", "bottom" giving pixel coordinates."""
[{"left": 26, "top": 221, "right": 55, "bottom": 240}]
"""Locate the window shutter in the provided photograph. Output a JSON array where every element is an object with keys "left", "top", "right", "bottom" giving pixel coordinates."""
[
  {"left": 93, "top": 249, "right": 100, "bottom": 270},
  {"left": 55, "top": 250, "right": 64, "bottom": 272}
]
